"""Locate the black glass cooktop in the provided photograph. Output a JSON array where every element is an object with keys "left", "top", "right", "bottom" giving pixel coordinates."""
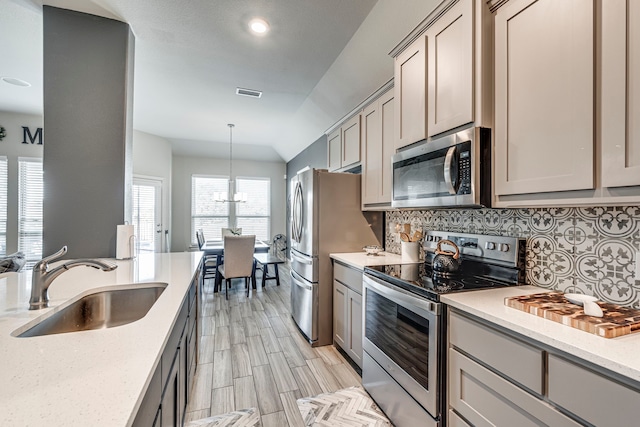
[{"left": 364, "top": 262, "right": 518, "bottom": 302}]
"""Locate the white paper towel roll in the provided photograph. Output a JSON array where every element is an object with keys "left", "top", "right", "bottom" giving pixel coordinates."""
[{"left": 116, "top": 224, "right": 135, "bottom": 260}]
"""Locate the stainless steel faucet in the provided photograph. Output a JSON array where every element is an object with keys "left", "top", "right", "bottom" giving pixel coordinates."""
[{"left": 29, "top": 246, "right": 118, "bottom": 310}]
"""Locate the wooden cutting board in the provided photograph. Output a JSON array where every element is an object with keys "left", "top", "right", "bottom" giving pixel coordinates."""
[{"left": 505, "top": 292, "right": 640, "bottom": 338}]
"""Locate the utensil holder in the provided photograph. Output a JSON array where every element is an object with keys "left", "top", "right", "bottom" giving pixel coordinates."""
[{"left": 401, "top": 241, "right": 420, "bottom": 262}]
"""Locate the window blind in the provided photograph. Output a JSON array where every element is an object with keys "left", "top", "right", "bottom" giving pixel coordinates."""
[
  {"left": 132, "top": 184, "right": 156, "bottom": 253},
  {"left": 236, "top": 177, "right": 270, "bottom": 241},
  {"left": 0, "top": 157, "right": 7, "bottom": 256},
  {"left": 18, "top": 158, "right": 43, "bottom": 267},
  {"left": 192, "top": 176, "right": 229, "bottom": 242}
]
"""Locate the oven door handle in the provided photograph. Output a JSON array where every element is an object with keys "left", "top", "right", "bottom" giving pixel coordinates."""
[
  {"left": 363, "top": 274, "right": 440, "bottom": 316},
  {"left": 443, "top": 146, "right": 457, "bottom": 195}
]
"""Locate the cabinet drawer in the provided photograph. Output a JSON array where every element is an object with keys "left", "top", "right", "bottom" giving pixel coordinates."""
[
  {"left": 449, "top": 349, "right": 580, "bottom": 427},
  {"left": 334, "top": 262, "right": 362, "bottom": 293},
  {"left": 449, "top": 311, "right": 544, "bottom": 394},
  {"left": 548, "top": 354, "right": 640, "bottom": 427},
  {"left": 448, "top": 409, "right": 471, "bottom": 427},
  {"left": 162, "top": 298, "right": 188, "bottom": 384}
]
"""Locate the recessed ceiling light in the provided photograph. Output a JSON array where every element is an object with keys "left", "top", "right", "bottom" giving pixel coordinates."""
[
  {"left": 1, "top": 77, "right": 31, "bottom": 87},
  {"left": 249, "top": 18, "right": 269, "bottom": 35}
]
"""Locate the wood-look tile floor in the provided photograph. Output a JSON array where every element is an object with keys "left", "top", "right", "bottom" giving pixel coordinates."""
[{"left": 184, "top": 263, "right": 362, "bottom": 426}]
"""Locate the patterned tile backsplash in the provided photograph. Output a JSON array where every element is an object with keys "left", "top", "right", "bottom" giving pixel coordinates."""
[{"left": 385, "top": 207, "right": 640, "bottom": 308}]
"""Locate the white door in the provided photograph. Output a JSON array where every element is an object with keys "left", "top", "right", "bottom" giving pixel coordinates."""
[{"left": 132, "top": 177, "right": 163, "bottom": 253}]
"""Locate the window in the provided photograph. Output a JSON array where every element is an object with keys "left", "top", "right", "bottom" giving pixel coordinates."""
[
  {"left": 191, "top": 175, "right": 229, "bottom": 243},
  {"left": 236, "top": 177, "right": 270, "bottom": 241},
  {"left": 0, "top": 157, "right": 7, "bottom": 256},
  {"left": 18, "top": 158, "right": 43, "bottom": 267}
]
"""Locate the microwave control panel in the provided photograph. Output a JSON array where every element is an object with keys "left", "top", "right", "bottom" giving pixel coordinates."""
[{"left": 457, "top": 142, "right": 472, "bottom": 195}]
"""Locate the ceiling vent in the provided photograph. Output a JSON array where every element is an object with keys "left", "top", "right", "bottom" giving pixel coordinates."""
[{"left": 236, "top": 87, "right": 262, "bottom": 98}]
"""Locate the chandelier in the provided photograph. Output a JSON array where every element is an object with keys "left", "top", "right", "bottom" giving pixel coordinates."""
[{"left": 214, "top": 124, "right": 247, "bottom": 203}]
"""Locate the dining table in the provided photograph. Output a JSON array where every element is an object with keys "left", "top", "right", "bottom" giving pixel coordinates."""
[{"left": 200, "top": 239, "right": 271, "bottom": 292}]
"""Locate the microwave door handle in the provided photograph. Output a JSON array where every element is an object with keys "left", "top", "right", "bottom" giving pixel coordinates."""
[{"left": 443, "top": 146, "right": 457, "bottom": 195}]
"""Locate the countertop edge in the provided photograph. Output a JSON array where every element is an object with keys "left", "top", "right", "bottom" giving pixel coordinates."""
[{"left": 330, "top": 251, "right": 407, "bottom": 270}]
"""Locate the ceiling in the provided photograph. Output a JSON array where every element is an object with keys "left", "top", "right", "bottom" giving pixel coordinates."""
[{"left": 1, "top": 0, "right": 378, "bottom": 162}]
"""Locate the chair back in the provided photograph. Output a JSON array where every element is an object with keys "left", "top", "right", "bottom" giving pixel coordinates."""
[
  {"left": 196, "top": 229, "right": 205, "bottom": 249},
  {"left": 222, "top": 227, "right": 242, "bottom": 238},
  {"left": 223, "top": 235, "right": 255, "bottom": 278}
]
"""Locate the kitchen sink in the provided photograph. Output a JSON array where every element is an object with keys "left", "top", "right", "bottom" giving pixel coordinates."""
[{"left": 15, "top": 283, "right": 167, "bottom": 337}]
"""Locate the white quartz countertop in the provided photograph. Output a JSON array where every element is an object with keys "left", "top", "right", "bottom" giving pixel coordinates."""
[
  {"left": 441, "top": 285, "right": 640, "bottom": 385},
  {"left": 0, "top": 251, "right": 202, "bottom": 426},
  {"left": 329, "top": 251, "right": 407, "bottom": 270}
]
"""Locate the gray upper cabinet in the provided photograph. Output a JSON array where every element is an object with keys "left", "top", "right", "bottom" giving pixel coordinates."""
[
  {"left": 362, "top": 88, "right": 395, "bottom": 209},
  {"left": 327, "top": 129, "right": 342, "bottom": 172},
  {"left": 426, "top": 0, "right": 474, "bottom": 137},
  {"left": 494, "top": 0, "right": 595, "bottom": 197},
  {"left": 601, "top": 0, "right": 640, "bottom": 188},
  {"left": 327, "top": 114, "right": 361, "bottom": 172},
  {"left": 394, "top": 34, "right": 428, "bottom": 149},
  {"left": 391, "top": 0, "right": 492, "bottom": 149},
  {"left": 492, "top": 0, "right": 640, "bottom": 206}
]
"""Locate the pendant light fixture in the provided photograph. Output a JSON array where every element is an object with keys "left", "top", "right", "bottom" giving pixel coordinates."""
[{"left": 214, "top": 124, "right": 247, "bottom": 203}]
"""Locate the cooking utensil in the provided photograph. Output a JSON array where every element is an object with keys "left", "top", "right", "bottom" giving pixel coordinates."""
[
  {"left": 400, "top": 232, "right": 410, "bottom": 242},
  {"left": 403, "top": 223, "right": 411, "bottom": 235},
  {"left": 411, "top": 230, "right": 423, "bottom": 242},
  {"left": 432, "top": 239, "right": 461, "bottom": 276}
]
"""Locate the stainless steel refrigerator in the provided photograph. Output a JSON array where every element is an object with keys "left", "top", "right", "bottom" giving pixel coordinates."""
[{"left": 290, "top": 168, "right": 382, "bottom": 347}]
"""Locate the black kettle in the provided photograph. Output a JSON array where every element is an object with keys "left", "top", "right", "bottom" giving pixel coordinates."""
[{"left": 432, "top": 239, "right": 461, "bottom": 277}]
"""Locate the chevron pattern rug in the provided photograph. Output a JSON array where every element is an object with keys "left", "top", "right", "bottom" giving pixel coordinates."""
[
  {"left": 185, "top": 407, "right": 261, "bottom": 427},
  {"left": 296, "top": 386, "right": 393, "bottom": 426}
]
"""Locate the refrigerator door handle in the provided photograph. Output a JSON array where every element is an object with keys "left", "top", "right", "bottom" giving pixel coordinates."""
[
  {"left": 291, "top": 251, "right": 313, "bottom": 265},
  {"left": 293, "top": 181, "right": 304, "bottom": 243},
  {"left": 290, "top": 269, "right": 313, "bottom": 290}
]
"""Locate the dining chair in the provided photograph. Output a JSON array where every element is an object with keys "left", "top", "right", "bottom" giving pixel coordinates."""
[
  {"left": 217, "top": 235, "right": 256, "bottom": 299},
  {"left": 221, "top": 227, "right": 242, "bottom": 238},
  {"left": 196, "top": 229, "right": 218, "bottom": 282}
]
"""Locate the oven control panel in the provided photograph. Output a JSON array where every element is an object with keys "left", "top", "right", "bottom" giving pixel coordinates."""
[{"left": 423, "top": 231, "right": 525, "bottom": 268}]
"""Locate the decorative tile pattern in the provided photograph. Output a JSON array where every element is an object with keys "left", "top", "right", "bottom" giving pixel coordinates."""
[
  {"left": 297, "top": 386, "right": 391, "bottom": 426},
  {"left": 386, "top": 206, "right": 640, "bottom": 308}
]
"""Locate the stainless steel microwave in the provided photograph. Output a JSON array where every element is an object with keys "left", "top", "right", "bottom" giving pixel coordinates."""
[{"left": 391, "top": 127, "right": 491, "bottom": 209}]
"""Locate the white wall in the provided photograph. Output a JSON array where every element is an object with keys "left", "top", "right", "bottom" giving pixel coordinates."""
[
  {"left": 132, "top": 130, "right": 172, "bottom": 250},
  {"left": 172, "top": 155, "right": 286, "bottom": 252},
  {"left": 0, "top": 111, "right": 43, "bottom": 254}
]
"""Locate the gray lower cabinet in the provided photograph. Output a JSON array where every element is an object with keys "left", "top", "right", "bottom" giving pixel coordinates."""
[
  {"left": 449, "top": 349, "right": 579, "bottom": 427},
  {"left": 332, "top": 262, "right": 363, "bottom": 368},
  {"left": 448, "top": 309, "right": 640, "bottom": 427},
  {"left": 133, "top": 272, "right": 200, "bottom": 427},
  {"left": 547, "top": 354, "right": 640, "bottom": 427}
]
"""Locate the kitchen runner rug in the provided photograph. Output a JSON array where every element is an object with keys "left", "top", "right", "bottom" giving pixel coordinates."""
[
  {"left": 296, "top": 386, "right": 392, "bottom": 426},
  {"left": 185, "top": 407, "right": 261, "bottom": 427}
]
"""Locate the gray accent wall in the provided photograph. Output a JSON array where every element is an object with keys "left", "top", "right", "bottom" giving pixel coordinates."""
[{"left": 42, "top": 7, "right": 134, "bottom": 259}]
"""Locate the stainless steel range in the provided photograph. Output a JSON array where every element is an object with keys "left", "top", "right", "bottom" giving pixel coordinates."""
[{"left": 362, "top": 231, "right": 525, "bottom": 427}]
